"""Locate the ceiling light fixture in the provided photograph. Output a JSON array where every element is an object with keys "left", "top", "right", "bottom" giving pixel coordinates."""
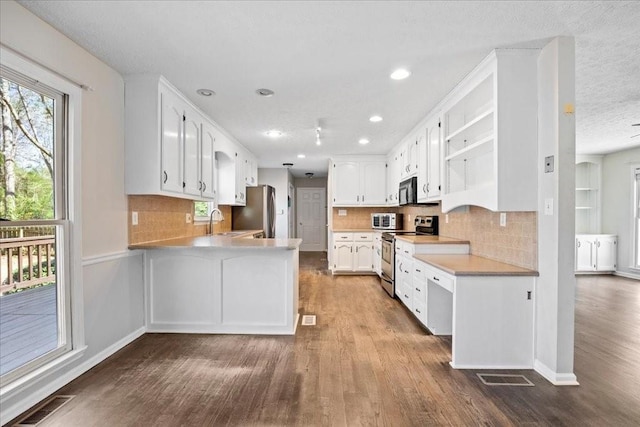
[
  {"left": 256, "top": 88, "right": 274, "bottom": 97},
  {"left": 282, "top": 162, "right": 293, "bottom": 168},
  {"left": 305, "top": 172, "right": 314, "bottom": 178},
  {"left": 359, "top": 138, "right": 370, "bottom": 145},
  {"left": 390, "top": 68, "right": 411, "bottom": 80},
  {"left": 369, "top": 115, "right": 383, "bottom": 123},
  {"left": 266, "top": 129, "right": 283, "bottom": 138},
  {"left": 297, "top": 154, "right": 306, "bottom": 159},
  {"left": 196, "top": 88, "right": 215, "bottom": 97},
  {"left": 316, "top": 120, "right": 322, "bottom": 146}
]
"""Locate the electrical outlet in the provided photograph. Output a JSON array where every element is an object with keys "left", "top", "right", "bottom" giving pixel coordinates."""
[
  {"left": 131, "top": 211, "right": 138, "bottom": 226},
  {"left": 186, "top": 213, "right": 192, "bottom": 223},
  {"left": 445, "top": 214, "right": 449, "bottom": 224},
  {"left": 499, "top": 212, "right": 506, "bottom": 227},
  {"left": 338, "top": 209, "right": 347, "bottom": 216}
]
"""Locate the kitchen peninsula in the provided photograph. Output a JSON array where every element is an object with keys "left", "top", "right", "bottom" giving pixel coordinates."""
[{"left": 130, "top": 232, "right": 302, "bottom": 335}]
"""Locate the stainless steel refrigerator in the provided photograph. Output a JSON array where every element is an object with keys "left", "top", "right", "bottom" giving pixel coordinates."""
[{"left": 232, "top": 185, "right": 276, "bottom": 237}]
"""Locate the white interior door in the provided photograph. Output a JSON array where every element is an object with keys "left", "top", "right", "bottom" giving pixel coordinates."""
[{"left": 297, "top": 187, "right": 326, "bottom": 251}]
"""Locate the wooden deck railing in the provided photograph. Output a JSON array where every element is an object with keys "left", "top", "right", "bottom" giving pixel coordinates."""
[{"left": 0, "top": 234, "right": 56, "bottom": 295}]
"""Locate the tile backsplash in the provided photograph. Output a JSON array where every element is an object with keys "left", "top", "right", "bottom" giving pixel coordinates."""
[
  {"left": 128, "top": 195, "right": 231, "bottom": 245},
  {"left": 332, "top": 204, "right": 537, "bottom": 270}
]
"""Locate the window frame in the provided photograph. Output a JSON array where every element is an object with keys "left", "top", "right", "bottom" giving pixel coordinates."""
[
  {"left": 0, "top": 46, "right": 85, "bottom": 394},
  {"left": 633, "top": 165, "right": 640, "bottom": 270}
]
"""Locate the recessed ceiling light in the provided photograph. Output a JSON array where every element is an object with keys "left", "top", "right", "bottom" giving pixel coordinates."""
[
  {"left": 256, "top": 88, "right": 274, "bottom": 97},
  {"left": 297, "top": 154, "right": 306, "bottom": 159},
  {"left": 369, "top": 115, "right": 383, "bottom": 123},
  {"left": 266, "top": 129, "right": 283, "bottom": 138},
  {"left": 390, "top": 69, "right": 411, "bottom": 80},
  {"left": 196, "top": 88, "right": 215, "bottom": 97},
  {"left": 359, "top": 138, "right": 370, "bottom": 145}
]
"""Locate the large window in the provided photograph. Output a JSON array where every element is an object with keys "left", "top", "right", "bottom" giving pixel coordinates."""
[{"left": 0, "top": 64, "right": 71, "bottom": 383}]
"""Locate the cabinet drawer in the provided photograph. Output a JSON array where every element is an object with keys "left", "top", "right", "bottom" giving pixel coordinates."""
[
  {"left": 413, "top": 281, "right": 426, "bottom": 304},
  {"left": 395, "top": 240, "right": 414, "bottom": 256},
  {"left": 333, "top": 232, "right": 354, "bottom": 242},
  {"left": 426, "top": 269, "right": 454, "bottom": 293},
  {"left": 354, "top": 233, "right": 373, "bottom": 242},
  {"left": 412, "top": 300, "right": 427, "bottom": 325},
  {"left": 413, "top": 263, "right": 426, "bottom": 282},
  {"left": 398, "top": 285, "right": 412, "bottom": 309}
]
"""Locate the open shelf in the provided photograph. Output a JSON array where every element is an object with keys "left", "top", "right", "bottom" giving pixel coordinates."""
[
  {"left": 445, "top": 108, "right": 494, "bottom": 142},
  {"left": 444, "top": 135, "right": 494, "bottom": 162}
]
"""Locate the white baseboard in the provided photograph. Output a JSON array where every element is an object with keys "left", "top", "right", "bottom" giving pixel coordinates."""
[
  {"left": 449, "top": 362, "right": 533, "bottom": 370},
  {"left": 534, "top": 359, "right": 579, "bottom": 386},
  {"left": 0, "top": 326, "right": 146, "bottom": 423},
  {"left": 613, "top": 271, "right": 640, "bottom": 281}
]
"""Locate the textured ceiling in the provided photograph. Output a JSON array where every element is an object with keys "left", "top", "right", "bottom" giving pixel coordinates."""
[{"left": 15, "top": 0, "right": 640, "bottom": 177}]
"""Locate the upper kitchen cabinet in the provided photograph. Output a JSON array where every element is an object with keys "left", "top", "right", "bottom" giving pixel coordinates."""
[
  {"left": 331, "top": 157, "right": 386, "bottom": 206},
  {"left": 215, "top": 134, "right": 247, "bottom": 206},
  {"left": 426, "top": 115, "right": 442, "bottom": 201},
  {"left": 125, "top": 75, "right": 215, "bottom": 201},
  {"left": 441, "top": 50, "right": 538, "bottom": 212},
  {"left": 386, "top": 150, "right": 400, "bottom": 206},
  {"left": 244, "top": 151, "right": 258, "bottom": 187},
  {"left": 399, "top": 135, "right": 419, "bottom": 180}
]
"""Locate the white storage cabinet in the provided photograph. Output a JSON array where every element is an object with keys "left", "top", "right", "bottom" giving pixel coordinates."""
[
  {"left": 331, "top": 158, "right": 386, "bottom": 206},
  {"left": 575, "top": 234, "right": 617, "bottom": 272},
  {"left": 331, "top": 232, "right": 375, "bottom": 273},
  {"left": 124, "top": 75, "right": 217, "bottom": 201},
  {"left": 441, "top": 50, "right": 538, "bottom": 212}
]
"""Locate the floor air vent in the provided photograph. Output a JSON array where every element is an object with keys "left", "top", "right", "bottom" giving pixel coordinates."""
[
  {"left": 301, "top": 315, "right": 316, "bottom": 326},
  {"left": 477, "top": 373, "right": 534, "bottom": 387},
  {"left": 14, "top": 395, "right": 75, "bottom": 426}
]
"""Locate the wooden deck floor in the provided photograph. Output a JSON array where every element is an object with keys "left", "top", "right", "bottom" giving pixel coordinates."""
[
  {"left": 7, "top": 254, "right": 640, "bottom": 426},
  {"left": 0, "top": 285, "right": 58, "bottom": 376}
]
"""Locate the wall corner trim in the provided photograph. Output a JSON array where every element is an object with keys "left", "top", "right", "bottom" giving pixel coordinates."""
[{"left": 534, "top": 359, "right": 579, "bottom": 386}]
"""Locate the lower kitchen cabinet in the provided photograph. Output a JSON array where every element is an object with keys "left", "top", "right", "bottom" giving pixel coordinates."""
[
  {"left": 331, "top": 232, "right": 375, "bottom": 273},
  {"left": 413, "top": 255, "right": 537, "bottom": 369},
  {"left": 575, "top": 234, "right": 617, "bottom": 272},
  {"left": 144, "top": 247, "right": 299, "bottom": 335}
]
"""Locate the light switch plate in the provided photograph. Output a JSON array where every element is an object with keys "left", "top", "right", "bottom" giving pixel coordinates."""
[
  {"left": 338, "top": 209, "right": 347, "bottom": 216},
  {"left": 132, "top": 211, "right": 138, "bottom": 226},
  {"left": 499, "top": 212, "right": 506, "bottom": 227},
  {"left": 186, "top": 213, "right": 192, "bottom": 223},
  {"left": 445, "top": 214, "right": 449, "bottom": 224}
]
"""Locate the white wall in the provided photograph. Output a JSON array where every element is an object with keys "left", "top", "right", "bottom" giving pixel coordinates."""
[
  {"left": 0, "top": 1, "right": 144, "bottom": 421},
  {"left": 535, "top": 37, "right": 578, "bottom": 385},
  {"left": 258, "top": 168, "right": 293, "bottom": 238},
  {"left": 602, "top": 146, "right": 640, "bottom": 277},
  {"left": 294, "top": 177, "right": 327, "bottom": 189}
]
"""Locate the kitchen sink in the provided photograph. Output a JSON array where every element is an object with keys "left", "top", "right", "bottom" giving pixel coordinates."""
[{"left": 212, "top": 231, "right": 246, "bottom": 237}]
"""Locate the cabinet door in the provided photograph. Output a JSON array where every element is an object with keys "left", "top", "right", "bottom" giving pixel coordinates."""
[
  {"left": 417, "top": 129, "right": 428, "bottom": 202},
  {"left": 360, "top": 161, "right": 387, "bottom": 205},
  {"left": 183, "top": 111, "right": 202, "bottom": 197},
  {"left": 575, "top": 236, "right": 595, "bottom": 271},
  {"left": 399, "top": 142, "right": 410, "bottom": 180},
  {"left": 354, "top": 243, "right": 374, "bottom": 271},
  {"left": 427, "top": 117, "right": 441, "bottom": 199},
  {"left": 201, "top": 121, "right": 217, "bottom": 200},
  {"left": 244, "top": 154, "right": 257, "bottom": 187},
  {"left": 160, "top": 89, "right": 184, "bottom": 193},
  {"left": 333, "top": 243, "right": 354, "bottom": 271},
  {"left": 332, "top": 161, "right": 360, "bottom": 205},
  {"left": 235, "top": 151, "right": 246, "bottom": 204},
  {"left": 407, "top": 137, "right": 419, "bottom": 177},
  {"left": 386, "top": 152, "right": 400, "bottom": 206},
  {"left": 595, "top": 236, "right": 617, "bottom": 271}
]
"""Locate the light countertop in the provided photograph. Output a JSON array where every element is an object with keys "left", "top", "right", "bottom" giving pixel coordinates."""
[
  {"left": 414, "top": 254, "right": 538, "bottom": 276},
  {"left": 129, "top": 231, "right": 302, "bottom": 250},
  {"left": 395, "top": 235, "right": 470, "bottom": 245},
  {"left": 332, "top": 228, "right": 381, "bottom": 233}
]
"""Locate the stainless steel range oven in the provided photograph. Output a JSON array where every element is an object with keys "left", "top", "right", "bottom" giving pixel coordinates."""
[{"left": 379, "top": 215, "right": 439, "bottom": 297}]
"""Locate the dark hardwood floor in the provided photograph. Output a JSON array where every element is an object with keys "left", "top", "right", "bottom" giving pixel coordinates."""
[{"left": 7, "top": 253, "right": 640, "bottom": 426}]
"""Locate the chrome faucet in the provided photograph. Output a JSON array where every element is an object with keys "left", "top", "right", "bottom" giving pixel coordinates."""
[{"left": 209, "top": 208, "right": 225, "bottom": 234}]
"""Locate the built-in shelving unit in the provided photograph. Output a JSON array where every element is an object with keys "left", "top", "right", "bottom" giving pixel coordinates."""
[
  {"left": 575, "top": 157, "right": 602, "bottom": 234},
  {"left": 441, "top": 50, "right": 538, "bottom": 212}
]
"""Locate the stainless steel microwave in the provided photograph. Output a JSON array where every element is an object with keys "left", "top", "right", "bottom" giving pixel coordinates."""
[
  {"left": 371, "top": 213, "right": 403, "bottom": 230},
  {"left": 399, "top": 177, "right": 418, "bottom": 206}
]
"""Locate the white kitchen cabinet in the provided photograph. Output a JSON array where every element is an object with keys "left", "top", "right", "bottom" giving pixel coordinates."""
[
  {"left": 441, "top": 49, "right": 538, "bottom": 212},
  {"left": 216, "top": 133, "right": 247, "bottom": 206},
  {"left": 331, "top": 158, "right": 386, "bottom": 206},
  {"left": 244, "top": 152, "right": 258, "bottom": 187},
  {"left": 373, "top": 232, "right": 382, "bottom": 276},
  {"left": 426, "top": 115, "right": 442, "bottom": 200},
  {"left": 200, "top": 121, "right": 217, "bottom": 200},
  {"left": 386, "top": 150, "right": 400, "bottom": 206},
  {"left": 399, "top": 136, "right": 419, "bottom": 180},
  {"left": 575, "top": 234, "right": 617, "bottom": 272},
  {"left": 330, "top": 232, "right": 375, "bottom": 273},
  {"left": 417, "top": 128, "right": 428, "bottom": 202},
  {"left": 125, "top": 75, "right": 235, "bottom": 202}
]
